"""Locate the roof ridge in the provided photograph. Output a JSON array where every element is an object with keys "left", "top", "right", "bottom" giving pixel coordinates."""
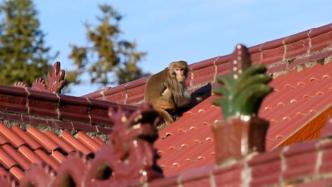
[{"left": 0, "top": 85, "right": 137, "bottom": 133}]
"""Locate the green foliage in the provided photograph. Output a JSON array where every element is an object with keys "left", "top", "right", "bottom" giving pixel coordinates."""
[
  {"left": 213, "top": 64, "right": 272, "bottom": 119},
  {"left": 69, "top": 4, "right": 146, "bottom": 87},
  {"left": 0, "top": 0, "right": 56, "bottom": 85}
]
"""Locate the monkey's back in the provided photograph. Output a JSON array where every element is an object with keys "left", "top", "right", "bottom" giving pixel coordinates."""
[{"left": 144, "top": 68, "right": 168, "bottom": 104}]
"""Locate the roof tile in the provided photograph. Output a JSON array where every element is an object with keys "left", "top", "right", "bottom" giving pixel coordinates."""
[
  {"left": 61, "top": 131, "right": 92, "bottom": 155},
  {"left": 18, "top": 146, "right": 42, "bottom": 165},
  {"left": 26, "top": 127, "right": 59, "bottom": 152},
  {"left": 34, "top": 150, "right": 60, "bottom": 171},
  {"left": 75, "top": 131, "right": 101, "bottom": 152},
  {"left": 0, "top": 135, "right": 8, "bottom": 146},
  {"left": 51, "top": 151, "right": 66, "bottom": 163},
  {"left": 1, "top": 145, "right": 30, "bottom": 170},
  {"left": 11, "top": 126, "right": 41, "bottom": 150},
  {"left": 44, "top": 131, "right": 75, "bottom": 153},
  {"left": 92, "top": 136, "right": 106, "bottom": 147},
  {"left": 0, "top": 166, "right": 7, "bottom": 176},
  {"left": 0, "top": 147, "right": 17, "bottom": 169},
  {"left": 0, "top": 124, "right": 106, "bottom": 182},
  {"left": 0, "top": 124, "right": 25, "bottom": 148},
  {"left": 9, "top": 166, "right": 23, "bottom": 180}
]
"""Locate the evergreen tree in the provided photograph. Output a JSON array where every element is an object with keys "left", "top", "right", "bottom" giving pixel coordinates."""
[
  {"left": 0, "top": 0, "right": 56, "bottom": 85},
  {"left": 69, "top": 4, "right": 146, "bottom": 87}
]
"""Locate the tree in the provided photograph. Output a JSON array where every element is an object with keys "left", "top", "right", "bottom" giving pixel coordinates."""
[
  {"left": 0, "top": 0, "right": 56, "bottom": 85},
  {"left": 69, "top": 4, "right": 146, "bottom": 87}
]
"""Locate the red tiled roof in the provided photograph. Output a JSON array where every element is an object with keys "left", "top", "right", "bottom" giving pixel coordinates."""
[
  {"left": 0, "top": 21, "right": 331, "bottom": 186},
  {"left": 0, "top": 123, "right": 105, "bottom": 181},
  {"left": 85, "top": 23, "right": 332, "bottom": 106},
  {"left": 151, "top": 135, "right": 332, "bottom": 187},
  {"left": 261, "top": 63, "right": 332, "bottom": 148},
  {"left": 156, "top": 61, "right": 332, "bottom": 176},
  {"left": 81, "top": 22, "right": 332, "bottom": 179}
]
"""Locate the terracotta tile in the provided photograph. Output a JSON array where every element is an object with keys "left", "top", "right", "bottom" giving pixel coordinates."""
[
  {"left": 26, "top": 127, "right": 59, "bottom": 152},
  {"left": 0, "top": 146, "right": 17, "bottom": 169},
  {"left": 11, "top": 126, "right": 41, "bottom": 150},
  {"left": 0, "top": 166, "right": 7, "bottom": 176},
  {"left": 0, "top": 135, "right": 8, "bottom": 146},
  {"left": 34, "top": 150, "right": 59, "bottom": 171},
  {"left": 75, "top": 131, "right": 101, "bottom": 152},
  {"left": 0, "top": 124, "right": 25, "bottom": 148},
  {"left": 61, "top": 131, "right": 91, "bottom": 155},
  {"left": 2, "top": 144, "right": 30, "bottom": 170},
  {"left": 45, "top": 131, "right": 75, "bottom": 153},
  {"left": 51, "top": 150, "right": 66, "bottom": 163},
  {"left": 18, "top": 145, "right": 42, "bottom": 164},
  {"left": 92, "top": 136, "right": 106, "bottom": 147},
  {"left": 9, "top": 166, "right": 24, "bottom": 181}
]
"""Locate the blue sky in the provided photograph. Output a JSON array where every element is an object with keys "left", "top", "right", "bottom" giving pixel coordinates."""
[{"left": 33, "top": 0, "right": 332, "bottom": 96}]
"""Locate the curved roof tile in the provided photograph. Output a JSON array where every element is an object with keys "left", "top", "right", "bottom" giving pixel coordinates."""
[{"left": 0, "top": 123, "right": 105, "bottom": 182}]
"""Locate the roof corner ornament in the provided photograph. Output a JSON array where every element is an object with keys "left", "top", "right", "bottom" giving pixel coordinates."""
[
  {"left": 31, "top": 61, "right": 65, "bottom": 93},
  {"left": 212, "top": 44, "right": 273, "bottom": 164},
  {"left": 20, "top": 164, "right": 54, "bottom": 187},
  {"left": 14, "top": 61, "right": 65, "bottom": 94},
  {"left": 13, "top": 81, "right": 28, "bottom": 88},
  {"left": 84, "top": 104, "right": 163, "bottom": 186}
]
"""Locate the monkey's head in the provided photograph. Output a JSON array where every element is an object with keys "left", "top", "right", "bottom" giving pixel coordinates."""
[{"left": 168, "top": 60, "right": 188, "bottom": 82}]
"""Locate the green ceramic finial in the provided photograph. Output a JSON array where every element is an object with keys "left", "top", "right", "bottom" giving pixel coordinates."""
[{"left": 213, "top": 44, "right": 272, "bottom": 119}]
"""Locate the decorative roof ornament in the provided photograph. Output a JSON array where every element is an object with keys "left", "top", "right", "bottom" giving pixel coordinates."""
[
  {"left": 12, "top": 81, "right": 28, "bottom": 88},
  {"left": 14, "top": 61, "right": 65, "bottom": 94},
  {"left": 31, "top": 61, "right": 65, "bottom": 93},
  {"left": 20, "top": 164, "right": 54, "bottom": 187},
  {"left": 52, "top": 153, "right": 88, "bottom": 187},
  {"left": 86, "top": 104, "right": 163, "bottom": 186},
  {"left": 212, "top": 44, "right": 273, "bottom": 164},
  {"left": 213, "top": 44, "right": 272, "bottom": 119}
]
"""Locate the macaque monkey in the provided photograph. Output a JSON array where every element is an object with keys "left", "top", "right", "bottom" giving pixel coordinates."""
[{"left": 144, "top": 61, "right": 191, "bottom": 124}]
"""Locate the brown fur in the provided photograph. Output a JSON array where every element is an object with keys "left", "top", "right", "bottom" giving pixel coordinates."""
[{"left": 144, "top": 61, "right": 190, "bottom": 124}]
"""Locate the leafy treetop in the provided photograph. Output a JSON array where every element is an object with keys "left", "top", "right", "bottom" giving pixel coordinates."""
[
  {"left": 68, "top": 4, "right": 146, "bottom": 88},
  {"left": 0, "top": 0, "right": 56, "bottom": 85}
]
